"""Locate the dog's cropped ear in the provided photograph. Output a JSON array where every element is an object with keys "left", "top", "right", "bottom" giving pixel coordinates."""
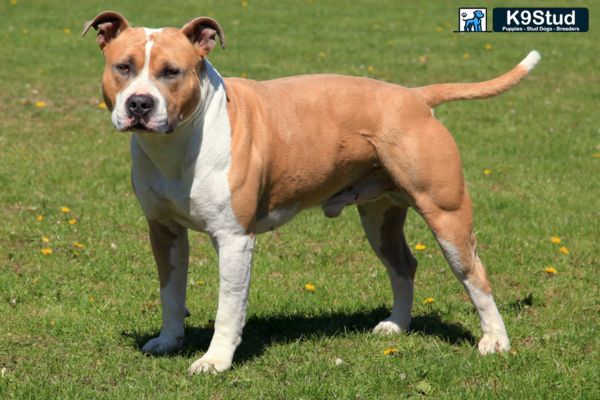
[
  {"left": 181, "top": 17, "right": 226, "bottom": 58},
  {"left": 82, "top": 11, "right": 130, "bottom": 51}
]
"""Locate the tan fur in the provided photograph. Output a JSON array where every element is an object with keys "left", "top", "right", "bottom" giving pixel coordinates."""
[
  {"left": 151, "top": 29, "right": 203, "bottom": 123},
  {"left": 379, "top": 206, "right": 417, "bottom": 280},
  {"left": 226, "top": 76, "right": 425, "bottom": 229},
  {"left": 414, "top": 64, "right": 530, "bottom": 107},
  {"left": 224, "top": 75, "right": 496, "bottom": 293},
  {"left": 100, "top": 28, "right": 147, "bottom": 110},
  {"left": 99, "top": 28, "right": 205, "bottom": 126}
]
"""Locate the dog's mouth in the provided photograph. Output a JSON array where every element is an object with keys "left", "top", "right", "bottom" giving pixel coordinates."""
[
  {"left": 125, "top": 119, "right": 173, "bottom": 134},
  {"left": 125, "top": 122, "right": 153, "bottom": 134},
  {"left": 131, "top": 121, "right": 150, "bottom": 131}
]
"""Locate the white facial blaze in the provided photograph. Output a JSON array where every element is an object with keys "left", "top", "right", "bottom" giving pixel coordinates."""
[{"left": 111, "top": 28, "right": 170, "bottom": 132}]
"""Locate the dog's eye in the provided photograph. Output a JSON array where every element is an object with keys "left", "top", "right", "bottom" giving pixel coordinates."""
[
  {"left": 162, "top": 67, "right": 181, "bottom": 79},
  {"left": 115, "top": 63, "right": 131, "bottom": 75}
]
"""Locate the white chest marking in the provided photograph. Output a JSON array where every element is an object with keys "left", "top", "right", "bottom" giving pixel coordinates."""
[{"left": 131, "top": 60, "right": 245, "bottom": 237}]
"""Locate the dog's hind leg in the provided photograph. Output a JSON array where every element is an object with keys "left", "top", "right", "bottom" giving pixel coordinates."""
[
  {"left": 358, "top": 197, "right": 417, "bottom": 334},
  {"left": 415, "top": 191, "right": 510, "bottom": 354},
  {"left": 376, "top": 117, "right": 509, "bottom": 353}
]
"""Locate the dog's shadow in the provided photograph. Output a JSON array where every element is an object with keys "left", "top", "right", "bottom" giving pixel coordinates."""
[{"left": 123, "top": 307, "right": 476, "bottom": 364}]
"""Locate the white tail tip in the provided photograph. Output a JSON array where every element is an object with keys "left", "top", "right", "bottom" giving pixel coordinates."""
[{"left": 519, "top": 50, "right": 541, "bottom": 71}]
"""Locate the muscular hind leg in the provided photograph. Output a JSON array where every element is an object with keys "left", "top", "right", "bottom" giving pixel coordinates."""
[
  {"left": 416, "top": 191, "right": 510, "bottom": 354},
  {"left": 375, "top": 117, "right": 509, "bottom": 353},
  {"left": 358, "top": 197, "right": 417, "bottom": 334}
]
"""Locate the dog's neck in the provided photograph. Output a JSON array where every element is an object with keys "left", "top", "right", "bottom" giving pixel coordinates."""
[{"left": 132, "top": 60, "right": 230, "bottom": 180}]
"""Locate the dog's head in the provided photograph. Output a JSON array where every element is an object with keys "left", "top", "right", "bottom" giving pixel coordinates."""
[
  {"left": 473, "top": 10, "right": 485, "bottom": 19},
  {"left": 82, "top": 11, "right": 225, "bottom": 134}
]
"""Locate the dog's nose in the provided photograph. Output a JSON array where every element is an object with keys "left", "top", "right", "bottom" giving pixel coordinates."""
[{"left": 126, "top": 95, "right": 155, "bottom": 117}]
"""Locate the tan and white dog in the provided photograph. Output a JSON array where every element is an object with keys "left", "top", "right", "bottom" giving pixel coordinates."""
[{"left": 83, "top": 11, "right": 540, "bottom": 373}]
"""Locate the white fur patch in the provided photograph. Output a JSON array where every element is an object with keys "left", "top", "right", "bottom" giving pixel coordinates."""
[
  {"left": 359, "top": 202, "right": 413, "bottom": 333},
  {"left": 519, "top": 50, "right": 541, "bottom": 72},
  {"left": 438, "top": 239, "right": 509, "bottom": 353}
]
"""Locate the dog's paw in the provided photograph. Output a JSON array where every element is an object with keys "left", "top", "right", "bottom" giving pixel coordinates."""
[
  {"left": 188, "top": 353, "right": 232, "bottom": 375},
  {"left": 478, "top": 334, "right": 510, "bottom": 355},
  {"left": 372, "top": 319, "right": 406, "bottom": 335},
  {"left": 141, "top": 334, "right": 183, "bottom": 355}
]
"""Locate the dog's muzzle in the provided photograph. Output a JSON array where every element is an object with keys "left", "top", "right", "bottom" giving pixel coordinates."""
[
  {"left": 124, "top": 94, "right": 162, "bottom": 132},
  {"left": 126, "top": 94, "right": 155, "bottom": 118}
]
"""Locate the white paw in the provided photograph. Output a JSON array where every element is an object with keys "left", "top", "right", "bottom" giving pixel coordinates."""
[
  {"left": 373, "top": 319, "right": 406, "bottom": 335},
  {"left": 141, "top": 334, "right": 183, "bottom": 354},
  {"left": 188, "top": 353, "right": 232, "bottom": 375},
  {"left": 478, "top": 334, "right": 510, "bottom": 355}
]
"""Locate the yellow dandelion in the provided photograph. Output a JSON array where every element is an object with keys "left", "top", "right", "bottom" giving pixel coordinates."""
[
  {"left": 544, "top": 266, "right": 557, "bottom": 275},
  {"left": 435, "top": 26, "right": 443, "bottom": 33},
  {"left": 88, "top": 295, "right": 95, "bottom": 303},
  {"left": 463, "top": 52, "right": 470, "bottom": 60},
  {"left": 304, "top": 283, "right": 316, "bottom": 292},
  {"left": 367, "top": 65, "right": 375, "bottom": 73},
  {"left": 36, "top": 215, "right": 44, "bottom": 221},
  {"left": 483, "top": 168, "right": 493, "bottom": 175},
  {"left": 241, "top": 72, "right": 248, "bottom": 78},
  {"left": 42, "top": 236, "right": 50, "bottom": 244},
  {"left": 241, "top": 0, "right": 248, "bottom": 7},
  {"left": 559, "top": 246, "right": 569, "bottom": 255},
  {"left": 68, "top": 218, "right": 77, "bottom": 225},
  {"left": 35, "top": 101, "right": 46, "bottom": 108},
  {"left": 593, "top": 152, "right": 600, "bottom": 158},
  {"left": 61, "top": 206, "right": 71, "bottom": 213},
  {"left": 550, "top": 236, "right": 561, "bottom": 244},
  {"left": 423, "top": 297, "right": 435, "bottom": 305},
  {"left": 98, "top": 101, "right": 107, "bottom": 110},
  {"left": 191, "top": 279, "right": 206, "bottom": 287},
  {"left": 383, "top": 347, "right": 398, "bottom": 356},
  {"left": 414, "top": 243, "right": 427, "bottom": 251},
  {"left": 10, "top": 0, "right": 17, "bottom": 5},
  {"left": 318, "top": 51, "right": 326, "bottom": 59},
  {"left": 40, "top": 248, "right": 53, "bottom": 255},
  {"left": 418, "top": 55, "right": 428, "bottom": 65},
  {"left": 63, "top": 28, "right": 71, "bottom": 35},
  {"left": 73, "top": 242, "right": 84, "bottom": 249},
  {"left": 21, "top": 28, "right": 29, "bottom": 34},
  {"left": 484, "top": 43, "right": 493, "bottom": 50}
]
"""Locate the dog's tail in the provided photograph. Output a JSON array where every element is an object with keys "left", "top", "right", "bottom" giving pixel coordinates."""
[{"left": 414, "top": 50, "right": 540, "bottom": 108}]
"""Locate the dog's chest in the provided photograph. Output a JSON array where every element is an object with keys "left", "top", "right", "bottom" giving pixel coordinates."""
[
  {"left": 135, "top": 173, "right": 198, "bottom": 228},
  {"left": 131, "top": 134, "right": 237, "bottom": 234},
  {"left": 133, "top": 165, "right": 235, "bottom": 233}
]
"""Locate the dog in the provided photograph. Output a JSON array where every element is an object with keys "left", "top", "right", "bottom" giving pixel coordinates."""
[
  {"left": 463, "top": 10, "right": 485, "bottom": 32},
  {"left": 82, "top": 11, "right": 540, "bottom": 373}
]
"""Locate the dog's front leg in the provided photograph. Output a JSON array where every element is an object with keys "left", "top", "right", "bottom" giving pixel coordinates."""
[
  {"left": 188, "top": 232, "right": 255, "bottom": 374},
  {"left": 141, "top": 220, "right": 189, "bottom": 354}
]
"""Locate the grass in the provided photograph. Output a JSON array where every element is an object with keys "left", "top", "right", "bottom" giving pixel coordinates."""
[{"left": 1, "top": 0, "right": 598, "bottom": 398}]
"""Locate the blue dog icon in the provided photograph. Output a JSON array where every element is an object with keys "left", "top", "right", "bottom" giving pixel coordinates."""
[{"left": 463, "top": 10, "right": 485, "bottom": 31}]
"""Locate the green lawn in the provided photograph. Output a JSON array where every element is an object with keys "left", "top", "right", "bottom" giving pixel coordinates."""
[{"left": 1, "top": 0, "right": 598, "bottom": 398}]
